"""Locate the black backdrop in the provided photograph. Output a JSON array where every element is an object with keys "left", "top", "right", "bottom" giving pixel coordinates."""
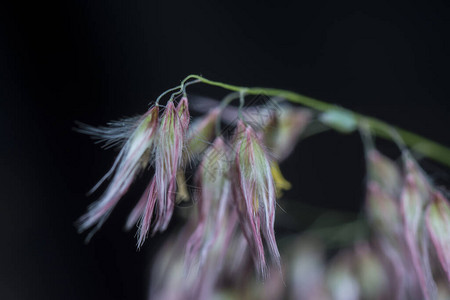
[{"left": 1, "top": 1, "right": 450, "bottom": 299}]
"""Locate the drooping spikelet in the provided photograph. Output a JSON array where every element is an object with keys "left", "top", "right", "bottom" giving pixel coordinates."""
[
  {"left": 153, "top": 98, "right": 190, "bottom": 233},
  {"left": 233, "top": 121, "right": 280, "bottom": 276},
  {"left": 186, "top": 137, "right": 236, "bottom": 269},
  {"left": 425, "top": 191, "right": 450, "bottom": 283},
  {"left": 400, "top": 155, "right": 436, "bottom": 300},
  {"left": 125, "top": 177, "right": 158, "bottom": 247},
  {"left": 77, "top": 106, "right": 159, "bottom": 240}
]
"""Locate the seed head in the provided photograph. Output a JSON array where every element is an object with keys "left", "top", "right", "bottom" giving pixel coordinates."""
[
  {"left": 400, "top": 173, "right": 437, "bottom": 299},
  {"left": 186, "top": 137, "right": 235, "bottom": 268},
  {"left": 426, "top": 191, "right": 450, "bottom": 282},
  {"left": 153, "top": 99, "right": 190, "bottom": 232},
  {"left": 77, "top": 106, "right": 159, "bottom": 240},
  {"left": 233, "top": 121, "right": 280, "bottom": 276}
]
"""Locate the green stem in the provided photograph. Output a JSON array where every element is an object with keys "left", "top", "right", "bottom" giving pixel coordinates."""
[{"left": 183, "top": 74, "right": 450, "bottom": 167}]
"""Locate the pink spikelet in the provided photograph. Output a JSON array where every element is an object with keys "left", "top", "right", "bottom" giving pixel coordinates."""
[
  {"left": 233, "top": 121, "right": 280, "bottom": 276},
  {"left": 186, "top": 137, "right": 233, "bottom": 268},
  {"left": 136, "top": 179, "right": 158, "bottom": 247},
  {"left": 364, "top": 150, "right": 403, "bottom": 240},
  {"left": 400, "top": 169, "right": 436, "bottom": 299},
  {"left": 177, "top": 96, "right": 190, "bottom": 131},
  {"left": 153, "top": 98, "right": 190, "bottom": 233},
  {"left": 125, "top": 186, "right": 148, "bottom": 230},
  {"left": 366, "top": 149, "right": 402, "bottom": 196},
  {"left": 366, "top": 181, "right": 402, "bottom": 239},
  {"left": 426, "top": 191, "right": 450, "bottom": 282},
  {"left": 77, "top": 106, "right": 159, "bottom": 240},
  {"left": 125, "top": 178, "right": 158, "bottom": 247}
]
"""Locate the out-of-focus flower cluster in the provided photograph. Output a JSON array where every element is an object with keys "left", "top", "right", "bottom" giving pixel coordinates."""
[
  {"left": 364, "top": 148, "right": 450, "bottom": 300},
  {"left": 150, "top": 148, "right": 450, "bottom": 300}
]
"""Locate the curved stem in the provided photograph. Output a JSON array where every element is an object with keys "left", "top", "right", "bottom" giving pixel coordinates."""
[{"left": 183, "top": 74, "right": 450, "bottom": 167}]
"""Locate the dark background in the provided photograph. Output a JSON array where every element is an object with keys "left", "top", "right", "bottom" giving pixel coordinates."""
[{"left": 1, "top": 0, "right": 449, "bottom": 299}]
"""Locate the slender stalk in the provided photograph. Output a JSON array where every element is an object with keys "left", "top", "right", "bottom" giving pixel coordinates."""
[{"left": 182, "top": 74, "right": 450, "bottom": 167}]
